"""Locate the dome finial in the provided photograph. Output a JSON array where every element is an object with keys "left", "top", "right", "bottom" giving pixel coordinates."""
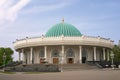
[{"left": 62, "top": 18, "right": 64, "bottom": 23}]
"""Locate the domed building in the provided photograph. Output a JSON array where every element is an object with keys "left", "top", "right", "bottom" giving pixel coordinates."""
[{"left": 13, "top": 19, "right": 114, "bottom": 65}]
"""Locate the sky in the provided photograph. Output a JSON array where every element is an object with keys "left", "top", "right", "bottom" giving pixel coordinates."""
[{"left": 0, "top": 0, "right": 120, "bottom": 61}]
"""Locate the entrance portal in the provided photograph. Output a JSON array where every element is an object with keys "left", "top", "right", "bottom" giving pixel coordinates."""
[
  {"left": 40, "top": 59, "right": 45, "bottom": 64},
  {"left": 66, "top": 48, "right": 75, "bottom": 64},
  {"left": 82, "top": 48, "right": 87, "bottom": 63},
  {"left": 53, "top": 58, "right": 59, "bottom": 64},
  {"left": 52, "top": 49, "right": 59, "bottom": 64},
  {"left": 82, "top": 57, "right": 86, "bottom": 63},
  {"left": 67, "top": 58, "right": 74, "bottom": 64}
]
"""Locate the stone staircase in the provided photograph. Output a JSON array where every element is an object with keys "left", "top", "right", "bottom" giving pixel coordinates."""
[{"left": 61, "top": 64, "right": 100, "bottom": 71}]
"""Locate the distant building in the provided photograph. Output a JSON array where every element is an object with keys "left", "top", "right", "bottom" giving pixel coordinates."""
[
  {"left": 13, "top": 19, "right": 114, "bottom": 64},
  {"left": 118, "top": 40, "right": 120, "bottom": 48}
]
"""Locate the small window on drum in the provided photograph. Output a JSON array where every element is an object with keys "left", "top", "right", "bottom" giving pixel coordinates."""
[{"left": 39, "top": 50, "right": 44, "bottom": 57}]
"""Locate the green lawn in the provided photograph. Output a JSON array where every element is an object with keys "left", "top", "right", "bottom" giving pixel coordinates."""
[
  {"left": 0, "top": 71, "right": 59, "bottom": 74},
  {"left": 0, "top": 72, "right": 15, "bottom": 74},
  {"left": 23, "top": 72, "right": 59, "bottom": 74}
]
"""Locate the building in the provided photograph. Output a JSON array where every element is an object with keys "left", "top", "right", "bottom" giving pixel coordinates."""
[
  {"left": 13, "top": 19, "right": 114, "bottom": 64},
  {"left": 118, "top": 40, "right": 120, "bottom": 48}
]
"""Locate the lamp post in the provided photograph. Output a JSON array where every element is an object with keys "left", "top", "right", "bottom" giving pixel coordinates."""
[
  {"left": 3, "top": 53, "right": 6, "bottom": 72},
  {"left": 59, "top": 53, "right": 63, "bottom": 72},
  {"left": 110, "top": 51, "right": 114, "bottom": 69}
]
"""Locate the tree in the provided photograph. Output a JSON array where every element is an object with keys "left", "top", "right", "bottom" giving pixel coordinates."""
[
  {"left": 0, "top": 48, "right": 5, "bottom": 65},
  {"left": 0, "top": 47, "right": 14, "bottom": 66},
  {"left": 112, "top": 45, "right": 120, "bottom": 62}
]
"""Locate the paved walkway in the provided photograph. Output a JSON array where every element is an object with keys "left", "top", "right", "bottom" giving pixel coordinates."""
[{"left": 0, "top": 69, "right": 120, "bottom": 80}]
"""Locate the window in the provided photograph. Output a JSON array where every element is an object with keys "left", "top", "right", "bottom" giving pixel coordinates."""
[
  {"left": 52, "top": 49, "right": 59, "bottom": 57},
  {"left": 82, "top": 49, "right": 87, "bottom": 57},
  {"left": 39, "top": 50, "right": 44, "bottom": 57},
  {"left": 66, "top": 49, "right": 75, "bottom": 57}
]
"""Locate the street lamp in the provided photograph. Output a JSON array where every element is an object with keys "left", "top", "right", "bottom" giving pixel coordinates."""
[
  {"left": 3, "top": 53, "right": 6, "bottom": 72},
  {"left": 59, "top": 53, "right": 63, "bottom": 72},
  {"left": 110, "top": 51, "right": 114, "bottom": 69}
]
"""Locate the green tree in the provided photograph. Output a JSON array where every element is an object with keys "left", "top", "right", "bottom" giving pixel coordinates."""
[
  {"left": 0, "top": 47, "right": 14, "bottom": 66},
  {"left": 112, "top": 45, "right": 120, "bottom": 62},
  {"left": 0, "top": 48, "right": 5, "bottom": 65}
]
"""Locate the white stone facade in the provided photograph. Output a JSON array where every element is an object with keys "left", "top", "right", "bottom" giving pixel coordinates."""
[{"left": 13, "top": 35, "right": 114, "bottom": 64}]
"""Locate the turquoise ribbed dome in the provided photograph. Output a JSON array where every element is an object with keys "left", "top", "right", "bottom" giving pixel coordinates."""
[{"left": 45, "top": 22, "right": 82, "bottom": 37}]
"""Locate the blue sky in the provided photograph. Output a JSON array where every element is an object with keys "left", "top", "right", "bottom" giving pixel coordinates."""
[{"left": 0, "top": 0, "right": 120, "bottom": 60}]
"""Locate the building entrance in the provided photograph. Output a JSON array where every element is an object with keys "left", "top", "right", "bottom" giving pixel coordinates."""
[
  {"left": 67, "top": 58, "right": 74, "bottom": 64},
  {"left": 66, "top": 48, "right": 75, "bottom": 64},
  {"left": 40, "top": 58, "right": 45, "bottom": 64},
  {"left": 51, "top": 49, "right": 59, "bottom": 64},
  {"left": 82, "top": 48, "right": 87, "bottom": 63},
  {"left": 53, "top": 58, "right": 59, "bottom": 64},
  {"left": 82, "top": 57, "right": 86, "bottom": 63}
]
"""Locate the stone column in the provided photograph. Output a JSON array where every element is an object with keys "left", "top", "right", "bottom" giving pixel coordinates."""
[
  {"left": 93, "top": 47, "right": 97, "bottom": 61},
  {"left": 21, "top": 49, "right": 24, "bottom": 62},
  {"left": 19, "top": 51, "right": 21, "bottom": 61},
  {"left": 44, "top": 46, "right": 47, "bottom": 60},
  {"left": 103, "top": 48, "right": 106, "bottom": 60},
  {"left": 79, "top": 46, "right": 82, "bottom": 64},
  {"left": 28, "top": 52, "right": 30, "bottom": 64},
  {"left": 61, "top": 45, "right": 64, "bottom": 64},
  {"left": 107, "top": 49, "right": 110, "bottom": 61},
  {"left": 30, "top": 47, "right": 33, "bottom": 64}
]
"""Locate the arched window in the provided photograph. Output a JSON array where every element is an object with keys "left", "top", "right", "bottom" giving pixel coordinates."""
[
  {"left": 39, "top": 49, "right": 44, "bottom": 57},
  {"left": 52, "top": 49, "right": 59, "bottom": 57},
  {"left": 66, "top": 49, "right": 75, "bottom": 57},
  {"left": 82, "top": 48, "right": 87, "bottom": 57}
]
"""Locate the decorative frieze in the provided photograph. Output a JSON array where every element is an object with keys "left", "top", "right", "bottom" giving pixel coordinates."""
[{"left": 13, "top": 36, "right": 114, "bottom": 50}]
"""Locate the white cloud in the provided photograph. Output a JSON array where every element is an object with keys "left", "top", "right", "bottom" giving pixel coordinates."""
[
  {"left": 22, "top": 1, "right": 70, "bottom": 14},
  {"left": 0, "top": 0, "right": 31, "bottom": 25}
]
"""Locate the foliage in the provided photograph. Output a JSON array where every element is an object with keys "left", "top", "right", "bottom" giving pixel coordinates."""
[
  {"left": 0, "top": 47, "right": 14, "bottom": 66},
  {"left": 112, "top": 45, "right": 120, "bottom": 62}
]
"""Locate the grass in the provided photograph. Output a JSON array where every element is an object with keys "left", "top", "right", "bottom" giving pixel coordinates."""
[
  {"left": 0, "top": 71, "right": 59, "bottom": 74},
  {"left": 0, "top": 72, "right": 15, "bottom": 74},
  {"left": 23, "top": 72, "right": 59, "bottom": 74}
]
